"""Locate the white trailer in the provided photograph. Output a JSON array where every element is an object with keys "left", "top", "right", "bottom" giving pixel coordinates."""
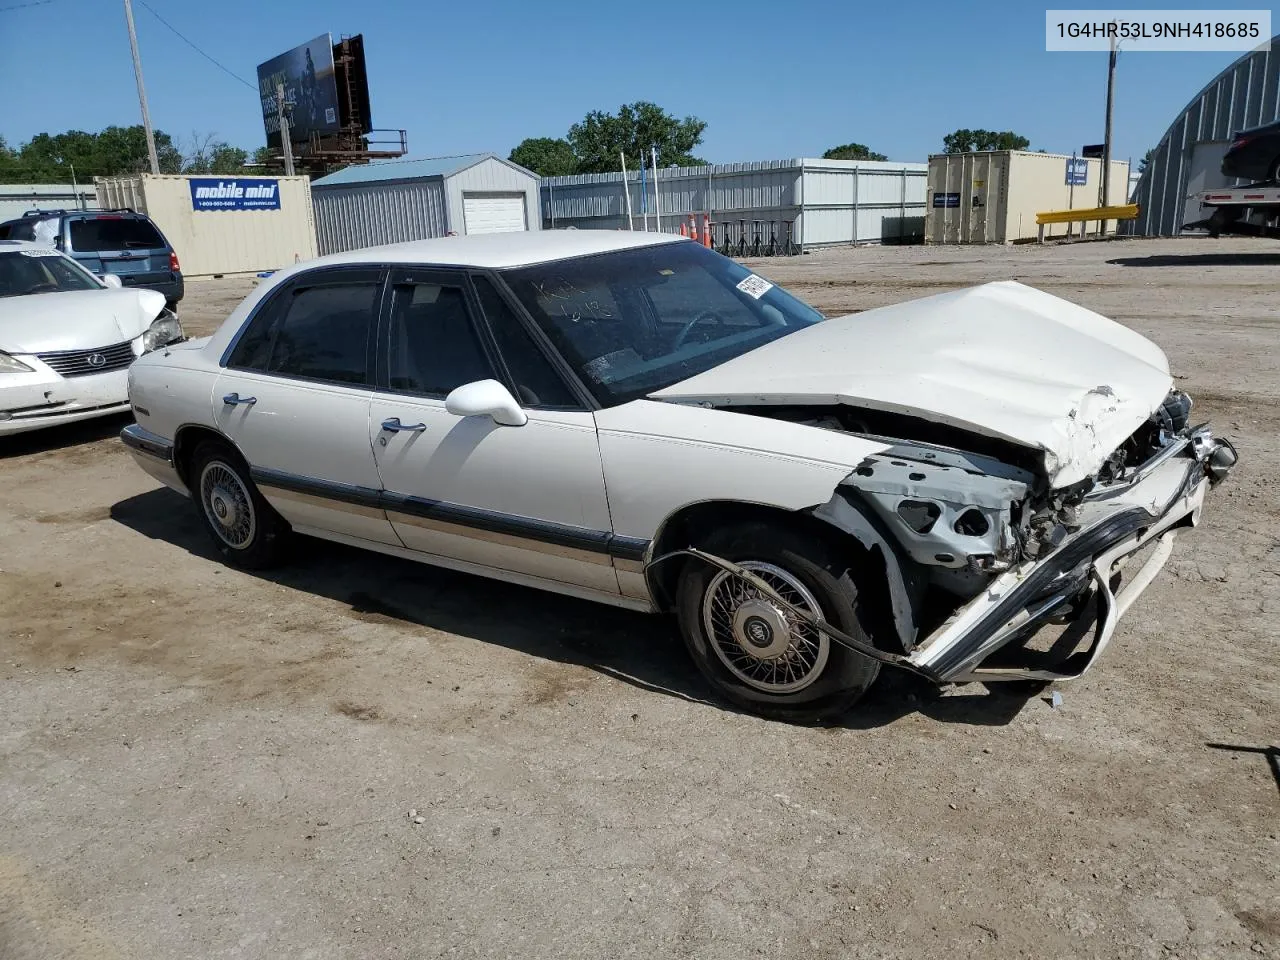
[{"left": 1190, "top": 182, "right": 1280, "bottom": 237}]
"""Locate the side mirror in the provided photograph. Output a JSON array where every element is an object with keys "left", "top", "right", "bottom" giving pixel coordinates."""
[
  {"left": 99, "top": 273, "right": 123, "bottom": 289},
  {"left": 444, "top": 379, "right": 528, "bottom": 427}
]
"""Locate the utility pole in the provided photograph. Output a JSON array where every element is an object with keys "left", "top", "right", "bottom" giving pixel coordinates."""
[
  {"left": 122, "top": 0, "right": 159, "bottom": 175},
  {"left": 1100, "top": 32, "right": 1118, "bottom": 234},
  {"left": 276, "top": 83, "right": 296, "bottom": 177}
]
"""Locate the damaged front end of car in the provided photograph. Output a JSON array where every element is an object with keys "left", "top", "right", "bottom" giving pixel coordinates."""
[{"left": 711, "top": 389, "right": 1236, "bottom": 684}]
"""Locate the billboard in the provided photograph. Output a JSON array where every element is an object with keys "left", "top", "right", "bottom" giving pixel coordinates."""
[{"left": 257, "top": 34, "right": 341, "bottom": 149}]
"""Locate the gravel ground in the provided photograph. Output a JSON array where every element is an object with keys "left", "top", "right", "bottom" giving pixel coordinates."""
[{"left": 1, "top": 236, "right": 1276, "bottom": 960}]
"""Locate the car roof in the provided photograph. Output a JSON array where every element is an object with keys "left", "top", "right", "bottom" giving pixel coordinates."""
[
  {"left": 312, "top": 229, "right": 688, "bottom": 270},
  {"left": 0, "top": 239, "right": 52, "bottom": 252}
]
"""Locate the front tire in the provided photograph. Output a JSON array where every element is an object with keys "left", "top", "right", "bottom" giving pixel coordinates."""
[
  {"left": 190, "top": 440, "right": 290, "bottom": 569},
  {"left": 675, "top": 522, "right": 881, "bottom": 722}
]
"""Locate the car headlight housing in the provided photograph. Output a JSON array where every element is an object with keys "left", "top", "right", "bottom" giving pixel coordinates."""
[
  {"left": 141, "top": 310, "right": 184, "bottom": 353},
  {"left": 0, "top": 351, "right": 34, "bottom": 374}
]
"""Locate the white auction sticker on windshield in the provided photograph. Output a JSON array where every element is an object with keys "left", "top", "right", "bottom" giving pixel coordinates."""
[
  {"left": 736, "top": 274, "right": 773, "bottom": 299},
  {"left": 18, "top": 248, "right": 60, "bottom": 257}
]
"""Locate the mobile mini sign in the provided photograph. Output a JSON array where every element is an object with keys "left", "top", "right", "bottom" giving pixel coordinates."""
[{"left": 189, "top": 179, "right": 281, "bottom": 212}]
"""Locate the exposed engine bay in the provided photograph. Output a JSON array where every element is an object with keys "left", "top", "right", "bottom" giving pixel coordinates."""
[{"left": 727, "top": 389, "right": 1236, "bottom": 617}]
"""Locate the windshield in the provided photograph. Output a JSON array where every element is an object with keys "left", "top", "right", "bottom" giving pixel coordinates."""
[
  {"left": 0, "top": 250, "right": 101, "bottom": 298},
  {"left": 502, "top": 242, "right": 823, "bottom": 406}
]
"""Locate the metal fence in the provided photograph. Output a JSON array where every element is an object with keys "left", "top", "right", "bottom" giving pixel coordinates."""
[{"left": 541, "top": 158, "right": 927, "bottom": 249}]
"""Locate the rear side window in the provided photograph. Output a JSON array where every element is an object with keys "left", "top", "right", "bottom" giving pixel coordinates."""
[
  {"left": 269, "top": 284, "right": 376, "bottom": 385},
  {"left": 472, "top": 275, "right": 577, "bottom": 407},
  {"left": 69, "top": 217, "right": 165, "bottom": 251},
  {"left": 226, "top": 272, "right": 380, "bottom": 386}
]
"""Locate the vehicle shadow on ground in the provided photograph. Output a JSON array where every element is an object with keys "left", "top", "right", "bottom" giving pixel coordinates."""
[
  {"left": 110, "top": 487, "right": 1037, "bottom": 729},
  {"left": 1205, "top": 743, "right": 1280, "bottom": 798},
  {"left": 1107, "top": 252, "right": 1280, "bottom": 268},
  {"left": 0, "top": 412, "right": 132, "bottom": 460}
]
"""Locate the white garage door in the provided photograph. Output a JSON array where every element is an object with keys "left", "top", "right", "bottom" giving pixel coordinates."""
[{"left": 462, "top": 193, "right": 528, "bottom": 234}]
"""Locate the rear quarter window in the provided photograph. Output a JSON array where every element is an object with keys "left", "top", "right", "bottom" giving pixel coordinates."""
[{"left": 69, "top": 218, "right": 165, "bottom": 252}]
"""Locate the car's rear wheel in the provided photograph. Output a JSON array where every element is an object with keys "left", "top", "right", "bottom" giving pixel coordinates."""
[
  {"left": 190, "top": 440, "right": 290, "bottom": 569},
  {"left": 675, "top": 522, "right": 881, "bottom": 722}
]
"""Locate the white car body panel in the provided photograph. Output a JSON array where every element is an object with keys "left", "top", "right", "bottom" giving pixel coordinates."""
[
  {"left": 368, "top": 396, "right": 618, "bottom": 594},
  {"left": 211, "top": 369, "right": 400, "bottom": 546},
  {"left": 0, "top": 288, "right": 165, "bottom": 353},
  {"left": 654, "top": 281, "right": 1173, "bottom": 488}
]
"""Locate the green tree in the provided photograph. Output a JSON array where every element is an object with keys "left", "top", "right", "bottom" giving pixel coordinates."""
[
  {"left": 9, "top": 125, "right": 182, "bottom": 181},
  {"left": 942, "top": 129, "right": 1031, "bottom": 153},
  {"left": 1137, "top": 148, "right": 1155, "bottom": 175},
  {"left": 508, "top": 137, "right": 578, "bottom": 177},
  {"left": 821, "top": 142, "right": 888, "bottom": 162},
  {"left": 567, "top": 101, "right": 706, "bottom": 174}
]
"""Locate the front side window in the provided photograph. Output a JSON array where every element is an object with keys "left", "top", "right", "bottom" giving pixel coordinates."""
[
  {"left": 0, "top": 251, "right": 101, "bottom": 298},
  {"left": 501, "top": 242, "right": 823, "bottom": 406},
  {"left": 226, "top": 274, "right": 378, "bottom": 385},
  {"left": 386, "top": 281, "right": 495, "bottom": 397},
  {"left": 472, "top": 275, "right": 577, "bottom": 407}
]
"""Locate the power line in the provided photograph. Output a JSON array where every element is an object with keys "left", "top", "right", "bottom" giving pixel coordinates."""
[
  {"left": 133, "top": 0, "right": 257, "bottom": 92},
  {"left": 0, "top": 0, "right": 54, "bottom": 12}
]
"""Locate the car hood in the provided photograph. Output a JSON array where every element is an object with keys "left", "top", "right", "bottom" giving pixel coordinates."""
[
  {"left": 0, "top": 288, "right": 166, "bottom": 354},
  {"left": 652, "top": 281, "right": 1173, "bottom": 488}
]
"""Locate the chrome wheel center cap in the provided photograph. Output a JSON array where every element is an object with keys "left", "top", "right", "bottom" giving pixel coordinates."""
[
  {"left": 210, "top": 487, "right": 237, "bottom": 528},
  {"left": 732, "top": 600, "right": 793, "bottom": 659}
]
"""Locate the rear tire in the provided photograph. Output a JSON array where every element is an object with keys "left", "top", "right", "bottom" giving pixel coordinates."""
[
  {"left": 675, "top": 522, "right": 881, "bottom": 722},
  {"left": 189, "top": 440, "right": 290, "bottom": 569}
]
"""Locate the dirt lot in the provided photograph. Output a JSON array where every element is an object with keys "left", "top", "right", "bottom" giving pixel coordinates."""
[{"left": 1, "top": 237, "right": 1276, "bottom": 960}]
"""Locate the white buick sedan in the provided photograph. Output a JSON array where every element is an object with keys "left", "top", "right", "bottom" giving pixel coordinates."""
[
  {"left": 0, "top": 240, "right": 183, "bottom": 435},
  {"left": 121, "top": 231, "right": 1235, "bottom": 721}
]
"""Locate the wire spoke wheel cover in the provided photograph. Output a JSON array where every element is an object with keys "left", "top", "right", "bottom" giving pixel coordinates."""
[
  {"left": 200, "top": 460, "right": 257, "bottom": 550},
  {"left": 701, "top": 561, "right": 830, "bottom": 694}
]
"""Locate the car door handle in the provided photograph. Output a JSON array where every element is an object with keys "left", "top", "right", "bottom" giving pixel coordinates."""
[
  {"left": 222, "top": 393, "right": 257, "bottom": 406},
  {"left": 381, "top": 417, "right": 426, "bottom": 433}
]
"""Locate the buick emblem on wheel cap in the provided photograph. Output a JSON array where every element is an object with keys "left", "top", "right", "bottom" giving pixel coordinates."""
[{"left": 86, "top": 353, "right": 107, "bottom": 367}]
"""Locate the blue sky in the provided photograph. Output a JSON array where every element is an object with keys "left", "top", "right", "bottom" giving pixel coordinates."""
[{"left": 0, "top": 0, "right": 1259, "bottom": 166}]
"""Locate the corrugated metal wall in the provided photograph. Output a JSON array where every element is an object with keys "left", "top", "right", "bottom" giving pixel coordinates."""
[
  {"left": 444, "top": 158, "right": 542, "bottom": 235},
  {"left": 96, "top": 174, "right": 317, "bottom": 276},
  {"left": 313, "top": 178, "right": 449, "bottom": 255},
  {"left": 541, "top": 159, "right": 926, "bottom": 247},
  {"left": 1129, "top": 37, "right": 1279, "bottom": 235},
  {"left": 0, "top": 183, "right": 98, "bottom": 222}
]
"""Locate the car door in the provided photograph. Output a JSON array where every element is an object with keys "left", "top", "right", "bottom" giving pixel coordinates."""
[
  {"left": 368, "top": 267, "right": 620, "bottom": 595},
  {"left": 213, "top": 266, "right": 400, "bottom": 546}
]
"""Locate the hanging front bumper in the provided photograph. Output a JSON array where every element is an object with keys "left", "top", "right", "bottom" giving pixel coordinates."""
[{"left": 905, "top": 434, "right": 1232, "bottom": 683}]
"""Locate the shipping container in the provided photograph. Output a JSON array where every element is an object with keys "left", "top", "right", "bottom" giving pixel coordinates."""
[
  {"left": 925, "top": 151, "right": 1130, "bottom": 244},
  {"left": 311, "top": 154, "right": 541, "bottom": 255},
  {"left": 542, "top": 158, "right": 927, "bottom": 249},
  {"left": 95, "top": 174, "right": 317, "bottom": 276}
]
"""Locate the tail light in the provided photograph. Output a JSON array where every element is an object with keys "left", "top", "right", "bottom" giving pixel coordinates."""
[
  {"left": 1230, "top": 135, "right": 1253, "bottom": 150},
  {"left": 169, "top": 251, "right": 180, "bottom": 273}
]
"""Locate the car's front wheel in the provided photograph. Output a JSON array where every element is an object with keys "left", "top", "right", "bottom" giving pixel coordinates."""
[
  {"left": 190, "top": 440, "right": 290, "bottom": 569},
  {"left": 675, "top": 522, "right": 881, "bottom": 722}
]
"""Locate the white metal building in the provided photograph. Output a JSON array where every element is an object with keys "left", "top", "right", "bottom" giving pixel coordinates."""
[
  {"left": 311, "top": 153, "right": 541, "bottom": 255},
  {"left": 0, "top": 183, "right": 98, "bottom": 222},
  {"left": 542, "top": 159, "right": 927, "bottom": 249},
  {"left": 1128, "top": 35, "right": 1280, "bottom": 236}
]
